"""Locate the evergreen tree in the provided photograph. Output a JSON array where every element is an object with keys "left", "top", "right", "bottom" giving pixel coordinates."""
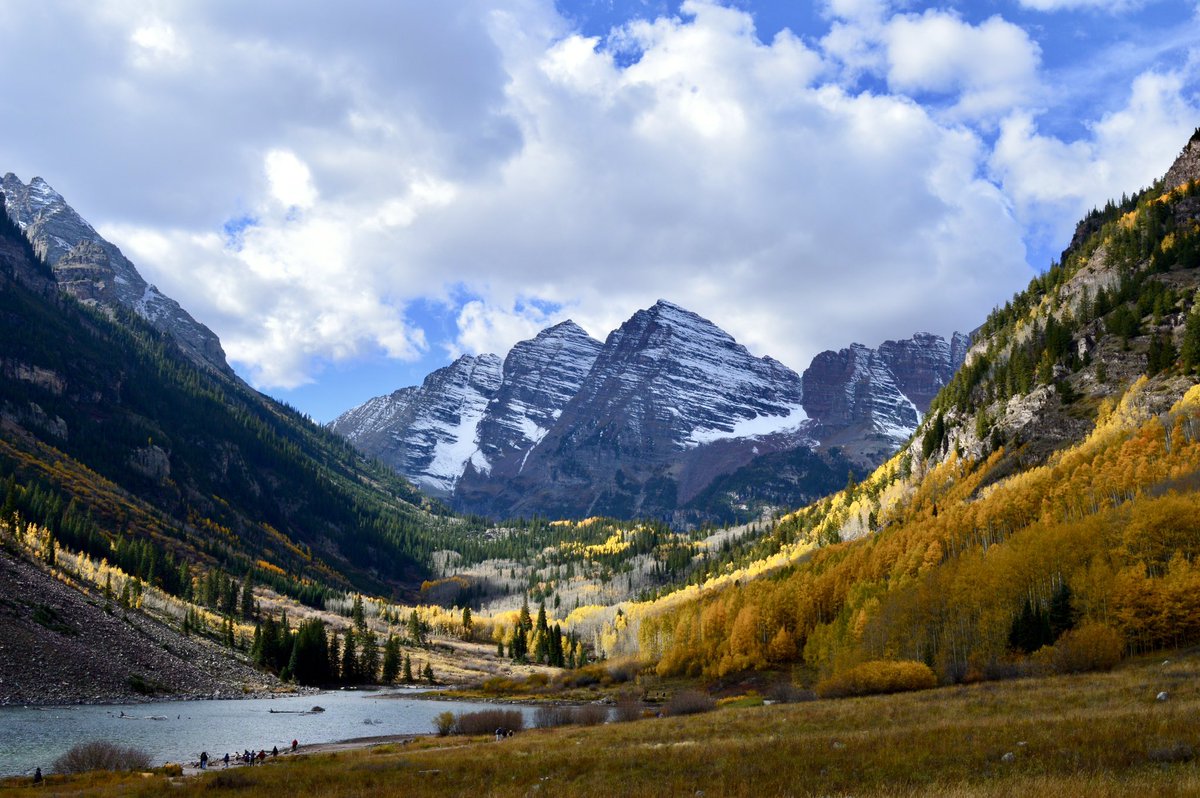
[
  {"left": 407, "top": 609, "right": 424, "bottom": 646},
  {"left": 328, "top": 630, "right": 341, "bottom": 682},
  {"left": 341, "top": 628, "right": 359, "bottom": 684},
  {"left": 533, "top": 602, "right": 549, "bottom": 663},
  {"left": 1008, "top": 598, "right": 1052, "bottom": 654},
  {"left": 359, "top": 629, "right": 380, "bottom": 683},
  {"left": 287, "top": 618, "right": 331, "bottom": 686},
  {"left": 1182, "top": 308, "right": 1200, "bottom": 372},
  {"left": 921, "top": 412, "right": 946, "bottom": 459},
  {"left": 422, "top": 662, "right": 434, "bottom": 684},
  {"left": 381, "top": 634, "right": 401, "bottom": 683},
  {"left": 1147, "top": 331, "right": 1178, "bottom": 375},
  {"left": 402, "top": 653, "right": 413, "bottom": 683},
  {"left": 240, "top": 576, "right": 256, "bottom": 620},
  {"left": 461, "top": 607, "right": 473, "bottom": 640},
  {"left": 549, "top": 623, "right": 564, "bottom": 667},
  {"left": 1048, "top": 582, "right": 1075, "bottom": 639},
  {"left": 351, "top": 595, "right": 366, "bottom": 631}
]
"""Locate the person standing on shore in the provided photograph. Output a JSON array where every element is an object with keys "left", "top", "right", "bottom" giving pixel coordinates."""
[{"left": 199, "top": 751, "right": 208, "bottom": 770}]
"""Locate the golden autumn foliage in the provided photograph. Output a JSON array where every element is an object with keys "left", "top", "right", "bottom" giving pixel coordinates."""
[
  {"left": 1034, "top": 622, "right": 1124, "bottom": 674},
  {"left": 634, "top": 377, "right": 1200, "bottom": 685},
  {"left": 814, "top": 659, "right": 937, "bottom": 698}
]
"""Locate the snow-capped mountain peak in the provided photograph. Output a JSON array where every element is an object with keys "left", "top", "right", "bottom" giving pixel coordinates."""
[{"left": 331, "top": 300, "right": 967, "bottom": 522}]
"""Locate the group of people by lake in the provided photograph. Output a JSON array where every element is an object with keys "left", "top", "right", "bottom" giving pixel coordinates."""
[{"left": 198, "top": 739, "right": 298, "bottom": 770}]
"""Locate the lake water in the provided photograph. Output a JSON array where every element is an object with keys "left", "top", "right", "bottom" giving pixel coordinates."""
[{"left": 0, "top": 690, "right": 534, "bottom": 778}]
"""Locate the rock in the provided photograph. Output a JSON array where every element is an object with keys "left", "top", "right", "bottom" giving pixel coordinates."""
[
  {"left": 1157, "top": 691, "right": 1169, "bottom": 702},
  {"left": 129, "top": 445, "right": 171, "bottom": 483},
  {"left": 1001, "top": 752, "right": 1015, "bottom": 763},
  {"left": 1163, "top": 129, "right": 1200, "bottom": 191}
]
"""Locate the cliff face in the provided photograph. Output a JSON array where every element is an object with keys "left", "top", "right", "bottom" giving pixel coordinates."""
[{"left": 1163, "top": 129, "right": 1200, "bottom": 192}]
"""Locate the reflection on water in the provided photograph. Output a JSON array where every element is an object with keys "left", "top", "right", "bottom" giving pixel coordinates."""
[{"left": 0, "top": 690, "right": 534, "bottom": 777}]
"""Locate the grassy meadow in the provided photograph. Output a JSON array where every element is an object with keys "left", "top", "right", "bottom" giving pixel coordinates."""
[{"left": 6, "top": 648, "right": 1200, "bottom": 797}]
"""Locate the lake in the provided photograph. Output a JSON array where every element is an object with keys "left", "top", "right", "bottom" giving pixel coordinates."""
[{"left": 0, "top": 690, "right": 534, "bottom": 778}]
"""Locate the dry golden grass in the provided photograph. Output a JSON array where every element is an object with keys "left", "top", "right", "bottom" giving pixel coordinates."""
[{"left": 7, "top": 650, "right": 1200, "bottom": 797}]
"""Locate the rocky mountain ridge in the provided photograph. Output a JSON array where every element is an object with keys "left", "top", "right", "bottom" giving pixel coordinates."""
[
  {"left": 332, "top": 301, "right": 966, "bottom": 522},
  {"left": 2, "top": 173, "right": 232, "bottom": 376}
]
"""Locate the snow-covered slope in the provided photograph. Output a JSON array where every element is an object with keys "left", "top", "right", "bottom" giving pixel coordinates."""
[
  {"left": 802, "top": 332, "right": 967, "bottom": 463},
  {"left": 466, "top": 320, "right": 602, "bottom": 480},
  {"left": 2, "top": 173, "right": 232, "bottom": 375},
  {"left": 329, "top": 355, "right": 502, "bottom": 496}
]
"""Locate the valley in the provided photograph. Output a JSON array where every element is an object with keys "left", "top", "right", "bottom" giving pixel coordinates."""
[{"left": 1, "top": 51, "right": 1200, "bottom": 796}]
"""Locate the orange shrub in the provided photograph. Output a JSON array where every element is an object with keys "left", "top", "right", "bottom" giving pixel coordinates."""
[
  {"left": 815, "top": 660, "right": 938, "bottom": 699},
  {"left": 1045, "top": 622, "right": 1124, "bottom": 674}
]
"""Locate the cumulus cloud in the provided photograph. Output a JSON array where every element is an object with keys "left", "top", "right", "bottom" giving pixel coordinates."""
[
  {"left": 1, "top": 0, "right": 1196, "bottom": 396},
  {"left": 990, "top": 70, "right": 1200, "bottom": 259},
  {"left": 882, "top": 12, "right": 1042, "bottom": 120},
  {"left": 822, "top": 5, "right": 1043, "bottom": 121}
]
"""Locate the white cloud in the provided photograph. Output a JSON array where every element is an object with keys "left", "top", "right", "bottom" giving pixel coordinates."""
[
  {"left": 453, "top": 300, "right": 562, "bottom": 359},
  {"left": 129, "top": 20, "right": 188, "bottom": 69},
  {"left": 882, "top": 11, "right": 1042, "bottom": 120},
  {"left": 264, "top": 150, "right": 318, "bottom": 210},
  {"left": 2, "top": 0, "right": 1196, "bottom": 398},
  {"left": 990, "top": 70, "right": 1200, "bottom": 258}
]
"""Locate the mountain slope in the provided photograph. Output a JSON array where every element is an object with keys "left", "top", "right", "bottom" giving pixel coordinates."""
[
  {"left": 479, "top": 300, "right": 811, "bottom": 520},
  {"left": 2, "top": 173, "right": 232, "bottom": 376},
  {"left": 614, "top": 129, "right": 1200, "bottom": 684},
  {"left": 0, "top": 189, "right": 451, "bottom": 603}
]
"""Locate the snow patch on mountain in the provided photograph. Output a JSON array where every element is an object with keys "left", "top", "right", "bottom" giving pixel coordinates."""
[{"left": 687, "top": 403, "right": 810, "bottom": 447}]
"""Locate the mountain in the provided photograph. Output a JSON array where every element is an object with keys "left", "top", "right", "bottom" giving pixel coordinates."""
[
  {"left": 631, "top": 129, "right": 1200, "bottom": 687},
  {"left": 2, "top": 173, "right": 231, "bottom": 376},
  {"left": 465, "top": 321, "right": 603, "bottom": 484},
  {"left": 472, "top": 299, "right": 812, "bottom": 520},
  {"left": 801, "top": 333, "right": 968, "bottom": 465},
  {"left": 333, "top": 353, "right": 503, "bottom": 496},
  {"left": 333, "top": 300, "right": 966, "bottom": 523},
  {"left": 0, "top": 183, "right": 454, "bottom": 604}
]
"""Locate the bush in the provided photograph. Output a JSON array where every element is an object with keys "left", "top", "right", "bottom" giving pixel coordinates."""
[
  {"left": 613, "top": 690, "right": 643, "bottom": 723},
  {"left": 534, "top": 704, "right": 574, "bottom": 728},
  {"left": 206, "top": 769, "right": 253, "bottom": 789},
  {"left": 53, "top": 740, "right": 152, "bottom": 774},
  {"left": 815, "top": 660, "right": 938, "bottom": 699},
  {"left": 1044, "top": 622, "right": 1124, "bottom": 674},
  {"left": 533, "top": 703, "right": 610, "bottom": 728},
  {"left": 433, "top": 711, "right": 456, "bottom": 737},
  {"left": 455, "top": 709, "right": 524, "bottom": 736},
  {"left": 663, "top": 689, "right": 716, "bottom": 717},
  {"left": 574, "top": 703, "right": 609, "bottom": 726},
  {"left": 481, "top": 676, "right": 519, "bottom": 694},
  {"left": 127, "top": 674, "right": 166, "bottom": 695},
  {"left": 766, "top": 680, "right": 815, "bottom": 704}
]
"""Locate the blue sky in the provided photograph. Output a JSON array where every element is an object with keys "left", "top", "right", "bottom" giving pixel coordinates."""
[{"left": 0, "top": 0, "right": 1197, "bottom": 421}]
